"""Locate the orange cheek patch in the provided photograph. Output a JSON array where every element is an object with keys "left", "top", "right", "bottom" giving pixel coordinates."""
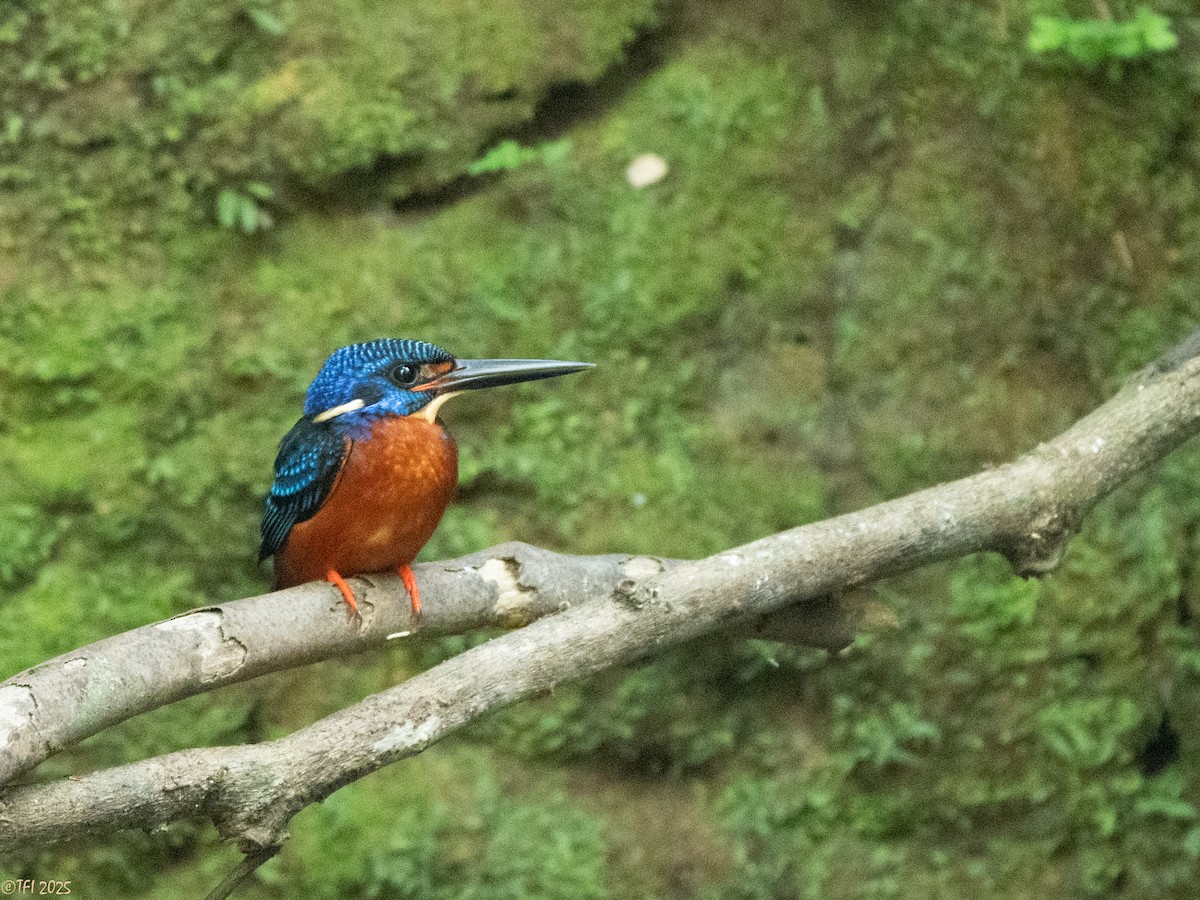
[{"left": 414, "top": 360, "right": 456, "bottom": 390}]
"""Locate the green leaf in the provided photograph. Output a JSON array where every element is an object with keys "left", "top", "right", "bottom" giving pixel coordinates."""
[
  {"left": 245, "top": 181, "right": 275, "bottom": 201},
  {"left": 1141, "top": 11, "right": 1179, "bottom": 51},
  {"left": 1111, "top": 28, "right": 1144, "bottom": 59},
  {"left": 1134, "top": 796, "right": 1199, "bottom": 821},
  {"left": 540, "top": 138, "right": 573, "bottom": 168},
  {"left": 247, "top": 6, "right": 287, "bottom": 36},
  {"left": 239, "top": 196, "right": 259, "bottom": 233},
  {"left": 3, "top": 112, "right": 22, "bottom": 143},
  {"left": 468, "top": 139, "right": 546, "bottom": 176},
  {"left": 1027, "top": 7, "right": 1177, "bottom": 70},
  {"left": 216, "top": 190, "right": 240, "bottom": 228},
  {"left": 1028, "top": 17, "right": 1067, "bottom": 53},
  {"left": 1185, "top": 825, "right": 1200, "bottom": 858}
]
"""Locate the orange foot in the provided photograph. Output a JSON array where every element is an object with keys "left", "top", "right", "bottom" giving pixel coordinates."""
[
  {"left": 399, "top": 562, "right": 422, "bottom": 618},
  {"left": 325, "top": 569, "right": 361, "bottom": 619}
]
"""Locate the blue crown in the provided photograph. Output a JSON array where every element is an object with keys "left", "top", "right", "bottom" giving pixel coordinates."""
[{"left": 304, "top": 339, "right": 454, "bottom": 416}]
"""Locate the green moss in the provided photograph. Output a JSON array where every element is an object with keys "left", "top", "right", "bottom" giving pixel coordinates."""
[
  {"left": 269, "top": 753, "right": 611, "bottom": 900},
  {"left": 5, "top": 0, "right": 1200, "bottom": 896},
  {"left": 0, "top": 0, "right": 659, "bottom": 258},
  {"left": 708, "top": 482, "right": 1200, "bottom": 898}
]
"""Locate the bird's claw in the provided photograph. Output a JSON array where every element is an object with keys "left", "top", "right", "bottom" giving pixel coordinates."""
[
  {"left": 399, "top": 563, "right": 422, "bottom": 619},
  {"left": 325, "top": 569, "right": 363, "bottom": 624}
]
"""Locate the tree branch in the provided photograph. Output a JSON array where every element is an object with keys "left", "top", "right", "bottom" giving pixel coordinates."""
[
  {"left": 0, "top": 550, "right": 852, "bottom": 790},
  {"left": 203, "top": 844, "right": 280, "bottom": 900},
  {"left": 1, "top": 329, "right": 1199, "bottom": 862}
]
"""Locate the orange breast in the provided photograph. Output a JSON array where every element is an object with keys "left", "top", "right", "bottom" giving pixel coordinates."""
[{"left": 274, "top": 415, "right": 458, "bottom": 589}]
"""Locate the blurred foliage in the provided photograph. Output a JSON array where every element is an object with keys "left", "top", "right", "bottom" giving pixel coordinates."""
[
  {"left": 271, "top": 757, "right": 610, "bottom": 900},
  {"left": 2, "top": 0, "right": 1200, "bottom": 897},
  {"left": 468, "top": 139, "right": 573, "bottom": 177},
  {"left": 1029, "top": 6, "right": 1178, "bottom": 78}
]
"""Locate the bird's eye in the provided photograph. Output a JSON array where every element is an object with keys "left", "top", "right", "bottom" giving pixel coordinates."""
[{"left": 390, "top": 364, "right": 419, "bottom": 387}]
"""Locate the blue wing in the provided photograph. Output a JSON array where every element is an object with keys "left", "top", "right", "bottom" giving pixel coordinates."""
[{"left": 259, "top": 417, "right": 351, "bottom": 561}]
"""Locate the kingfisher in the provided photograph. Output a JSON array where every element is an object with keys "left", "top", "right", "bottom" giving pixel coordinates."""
[{"left": 260, "top": 339, "right": 591, "bottom": 617}]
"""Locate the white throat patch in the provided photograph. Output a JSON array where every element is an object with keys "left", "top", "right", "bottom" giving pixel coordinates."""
[{"left": 418, "top": 391, "right": 460, "bottom": 424}]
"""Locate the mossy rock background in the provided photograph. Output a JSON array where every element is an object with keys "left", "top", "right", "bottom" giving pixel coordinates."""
[{"left": 3, "top": 0, "right": 1200, "bottom": 896}]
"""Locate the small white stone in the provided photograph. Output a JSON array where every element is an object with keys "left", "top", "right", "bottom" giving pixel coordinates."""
[{"left": 626, "top": 153, "right": 667, "bottom": 188}]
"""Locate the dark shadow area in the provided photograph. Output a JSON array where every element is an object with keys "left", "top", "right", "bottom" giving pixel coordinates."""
[
  {"left": 386, "top": 14, "right": 682, "bottom": 220},
  {"left": 508, "top": 24, "right": 675, "bottom": 145},
  {"left": 1138, "top": 710, "right": 1181, "bottom": 776}
]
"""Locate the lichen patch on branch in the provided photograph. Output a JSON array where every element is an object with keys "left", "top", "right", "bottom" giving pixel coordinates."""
[
  {"left": 474, "top": 556, "right": 534, "bottom": 627},
  {"left": 370, "top": 716, "right": 441, "bottom": 755},
  {"left": 155, "top": 611, "right": 248, "bottom": 682},
  {"left": 0, "top": 685, "right": 36, "bottom": 751},
  {"left": 621, "top": 556, "right": 665, "bottom": 580}
]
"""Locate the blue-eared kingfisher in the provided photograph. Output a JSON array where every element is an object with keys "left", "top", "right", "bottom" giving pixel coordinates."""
[{"left": 260, "top": 339, "right": 591, "bottom": 616}]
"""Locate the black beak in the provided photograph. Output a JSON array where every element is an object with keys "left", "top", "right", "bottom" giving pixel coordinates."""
[{"left": 425, "top": 358, "right": 594, "bottom": 394}]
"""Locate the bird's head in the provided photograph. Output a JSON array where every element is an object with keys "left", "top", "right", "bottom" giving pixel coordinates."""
[{"left": 304, "top": 339, "right": 591, "bottom": 434}]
